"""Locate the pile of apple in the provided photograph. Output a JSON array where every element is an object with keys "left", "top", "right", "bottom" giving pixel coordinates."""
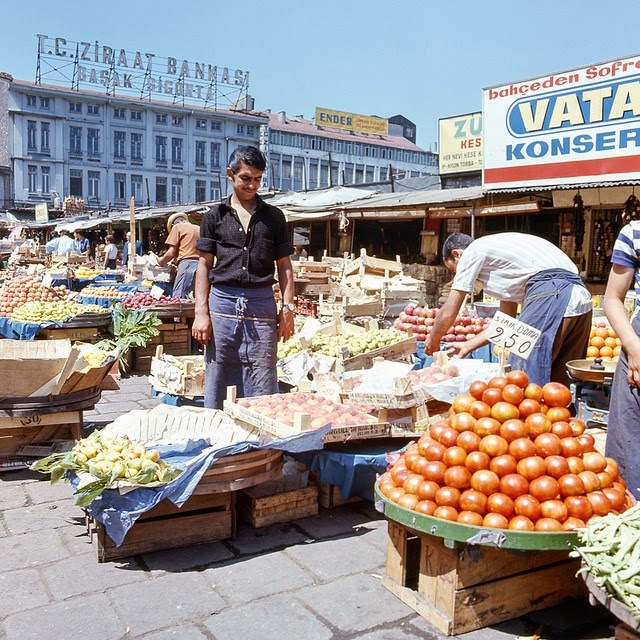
[
  {"left": 393, "top": 305, "right": 491, "bottom": 343},
  {"left": 377, "top": 370, "right": 631, "bottom": 532},
  {"left": 0, "top": 275, "right": 70, "bottom": 317},
  {"left": 78, "top": 285, "right": 127, "bottom": 299},
  {"left": 123, "top": 291, "right": 189, "bottom": 310}
]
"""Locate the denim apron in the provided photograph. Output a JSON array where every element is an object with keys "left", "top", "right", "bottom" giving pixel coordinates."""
[
  {"left": 508, "top": 268, "right": 584, "bottom": 386},
  {"left": 204, "top": 285, "right": 278, "bottom": 409},
  {"left": 605, "top": 312, "right": 640, "bottom": 498}
]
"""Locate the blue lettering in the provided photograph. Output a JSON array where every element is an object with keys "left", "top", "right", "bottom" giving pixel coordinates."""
[
  {"left": 620, "top": 128, "right": 640, "bottom": 148},
  {"left": 595, "top": 131, "right": 616, "bottom": 151},
  {"left": 506, "top": 143, "right": 525, "bottom": 160},
  {"left": 572, "top": 134, "right": 593, "bottom": 153}
]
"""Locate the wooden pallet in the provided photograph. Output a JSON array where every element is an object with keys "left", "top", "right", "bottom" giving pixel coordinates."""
[
  {"left": 89, "top": 490, "right": 234, "bottom": 562},
  {"left": 132, "top": 321, "right": 192, "bottom": 373},
  {"left": 382, "top": 519, "right": 586, "bottom": 635},
  {"left": 237, "top": 484, "right": 318, "bottom": 527}
]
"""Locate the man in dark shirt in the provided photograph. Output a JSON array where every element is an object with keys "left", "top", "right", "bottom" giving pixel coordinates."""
[{"left": 192, "top": 145, "right": 295, "bottom": 409}]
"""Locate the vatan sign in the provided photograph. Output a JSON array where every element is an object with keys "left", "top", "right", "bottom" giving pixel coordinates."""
[
  {"left": 35, "top": 34, "right": 250, "bottom": 107},
  {"left": 438, "top": 112, "right": 483, "bottom": 174},
  {"left": 483, "top": 53, "right": 640, "bottom": 189},
  {"left": 487, "top": 311, "right": 541, "bottom": 360},
  {"left": 315, "top": 107, "right": 388, "bottom": 135}
]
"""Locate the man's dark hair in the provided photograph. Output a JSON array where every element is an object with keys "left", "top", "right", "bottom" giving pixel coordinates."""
[
  {"left": 228, "top": 145, "right": 267, "bottom": 172},
  {"left": 442, "top": 232, "right": 473, "bottom": 260}
]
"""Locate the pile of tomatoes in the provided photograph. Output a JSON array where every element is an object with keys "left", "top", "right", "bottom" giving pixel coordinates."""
[
  {"left": 378, "top": 370, "right": 631, "bottom": 532},
  {"left": 587, "top": 321, "right": 621, "bottom": 361}
]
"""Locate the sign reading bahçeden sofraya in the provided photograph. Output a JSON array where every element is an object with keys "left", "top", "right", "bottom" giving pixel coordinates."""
[{"left": 483, "top": 54, "right": 640, "bottom": 189}]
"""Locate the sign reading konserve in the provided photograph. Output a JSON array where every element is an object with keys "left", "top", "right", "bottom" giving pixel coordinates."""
[{"left": 483, "top": 54, "right": 640, "bottom": 189}]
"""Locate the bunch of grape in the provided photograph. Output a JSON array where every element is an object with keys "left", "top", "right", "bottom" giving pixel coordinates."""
[{"left": 123, "top": 291, "right": 188, "bottom": 309}]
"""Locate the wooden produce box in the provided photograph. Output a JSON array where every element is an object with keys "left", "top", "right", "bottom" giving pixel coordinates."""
[
  {"left": 340, "top": 335, "right": 417, "bottom": 372},
  {"left": 132, "top": 321, "right": 191, "bottom": 373},
  {"left": 311, "top": 472, "right": 363, "bottom": 509},
  {"left": 149, "top": 346, "right": 205, "bottom": 398},
  {"left": 89, "top": 490, "right": 234, "bottom": 562},
  {"left": 237, "top": 483, "right": 318, "bottom": 527},
  {"left": 37, "top": 325, "right": 104, "bottom": 343},
  {"left": 317, "top": 294, "right": 381, "bottom": 319},
  {"left": 382, "top": 519, "right": 586, "bottom": 635}
]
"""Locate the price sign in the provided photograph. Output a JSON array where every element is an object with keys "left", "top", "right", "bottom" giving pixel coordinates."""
[
  {"left": 150, "top": 284, "right": 165, "bottom": 300},
  {"left": 41, "top": 274, "right": 53, "bottom": 289},
  {"left": 487, "top": 311, "right": 541, "bottom": 360}
]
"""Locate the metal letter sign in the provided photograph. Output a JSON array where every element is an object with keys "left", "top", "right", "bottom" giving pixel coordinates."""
[{"left": 487, "top": 311, "right": 541, "bottom": 360}]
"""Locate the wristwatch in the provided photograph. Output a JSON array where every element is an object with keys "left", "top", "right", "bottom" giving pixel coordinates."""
[{"left": 282, "top": 303, "right": 296, "bottom": 312}]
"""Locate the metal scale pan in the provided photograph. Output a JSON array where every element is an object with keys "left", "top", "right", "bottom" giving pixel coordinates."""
[{"left": 566, "top": 358, "right": 616, "bottom": 427}]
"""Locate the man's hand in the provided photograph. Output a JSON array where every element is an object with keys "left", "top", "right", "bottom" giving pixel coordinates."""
[{"left": 278, "top": 308, "right": 295, "bottom": 342}]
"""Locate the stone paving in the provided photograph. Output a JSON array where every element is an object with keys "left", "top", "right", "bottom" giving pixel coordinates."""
[{"left": 0, "top": 374, "right": 621, "bottom": 639}]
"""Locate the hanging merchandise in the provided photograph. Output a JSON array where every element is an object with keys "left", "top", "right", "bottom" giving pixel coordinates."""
[
  {"left": 573, "top": 192, "right": 585, "bottom": 252},
  {"left": 622, "top": 192, "right": 640, "bottom": 224}
]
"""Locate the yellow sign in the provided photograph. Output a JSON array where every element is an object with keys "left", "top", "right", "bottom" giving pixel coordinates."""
[
  {"left": 35, "top": 203, "right": 49, "bottom": 223},
  {"left": 315, "top": 107, "right": 388, "bottom": 136},
  {"left": 438, "top": 113, "right": 483, "bottom": 175}
]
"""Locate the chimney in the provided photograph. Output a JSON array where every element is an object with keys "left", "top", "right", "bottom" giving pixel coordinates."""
[{"left": 278, "top": 111, "right": 286, "bottom": 124}]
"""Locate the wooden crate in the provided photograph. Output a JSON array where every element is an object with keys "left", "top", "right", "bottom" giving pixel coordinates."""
[
  {"left": 132, "top": 321, "right": 191, "bottom": 373},
  {"left": 0, "top": 410, "right": 82, "bottom": 456},
  {"left": 311, "top": 473, "right": 363, "bottom": 508},
  {"left": 37, "top": 326, "right": 103, "bottom": 342},
  {"left": 382, "top": 519, "right": 586, "bottom": 636},
  {"left": 237, "top": 484, "right": 318, "bottom": 527},
  {"left": 90, "top": 490, "right": 234, "bottom": 562}
]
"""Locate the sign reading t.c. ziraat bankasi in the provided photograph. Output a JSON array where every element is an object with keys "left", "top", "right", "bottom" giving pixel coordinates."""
[{"left": 483, "top": 54, "right": 640, "bottom": 190}]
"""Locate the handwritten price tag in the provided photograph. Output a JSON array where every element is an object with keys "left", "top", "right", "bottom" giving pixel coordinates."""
[
  {"left": 150, "top": 284, "right": 165, "bottom": 300},
  {"left": 487, "top": 311, "right": 541, "bottom": 360}
]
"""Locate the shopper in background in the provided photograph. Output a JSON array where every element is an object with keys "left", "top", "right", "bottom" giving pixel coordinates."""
[
  {"left": 291, "top": 245, "right": 308, "bottom": 261},
  {"left": 72, "top": 230, "right": 90, "bottom": 256},
  {"left": 103, "top": 235, "right": 118, "bottom": 269},
  {"left": 55, "top": 229, "right": 74, "bottom": 257},
  {"left": 425, "top": 232, "right": 592, "bottom": 386},
  {"left": 192, "top": 145, "right": 295, "bottom": 409},
  {"left": 603, "top": 217, "right": 640, "bottom": 498},
  {"left": 121, "top": 231, "right": 143, "bottom": 267},
  {"left": 45, "top": 230, "right": 60, "bottom": 255},
  {"left": 156, "top": 213, "right": 200, "bottom": 299}
]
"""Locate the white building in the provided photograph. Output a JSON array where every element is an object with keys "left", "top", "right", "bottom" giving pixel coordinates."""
[{"left": 263, "top": 111, "right": 437, "bottom": 192}]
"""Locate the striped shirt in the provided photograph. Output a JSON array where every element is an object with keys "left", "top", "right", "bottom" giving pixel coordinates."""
[{"left": 610, "top": 220, "right": 640, "bottom": 303}]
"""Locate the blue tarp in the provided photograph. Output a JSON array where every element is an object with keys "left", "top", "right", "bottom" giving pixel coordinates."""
[{"left": 76, "top": 425, "right": 331, "bottom": 547}]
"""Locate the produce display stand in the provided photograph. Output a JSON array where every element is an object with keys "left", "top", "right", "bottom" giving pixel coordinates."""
[
  {"left": 375, "top": 485, "right": 586, "bottom": 635},
  {"left": 89, "top": 447, "right": 284, "bottom": 562}
]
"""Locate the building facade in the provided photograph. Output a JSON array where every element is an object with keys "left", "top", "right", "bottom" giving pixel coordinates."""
[
  {"left": 0, "top": 74, "right": 266, "bottom": 211},
  {"left": 262, "top": 111, "right": 438, "bottom": 193}
]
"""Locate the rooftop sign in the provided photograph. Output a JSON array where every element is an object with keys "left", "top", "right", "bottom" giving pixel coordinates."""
[{"left": 315, "top": 107, "right": 388, "bottom": 135}]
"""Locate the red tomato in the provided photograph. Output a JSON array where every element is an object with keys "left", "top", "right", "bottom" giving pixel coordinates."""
[
  {"left": 423, "top": 442, "right": 446, "bottom": 462},
  {"left": 397, "top": 493, "right": 420, "bottom": 510},
  {"left": 568, "top": 417, "right": 587, "bottom": 436},
  {"left": 450, "top": 412, "right": 477, "bottom": 433},
  {"left": 501, "top": 383, "right": 525, "bottom": 406},
  {"left": 506, "top": 369, "right": 529, "bottom": 388},
  {"left": 479, "top": 434, "right": 509, "bottom": 457},
  {"left": 470, "top": 469, "right": 500, "bottom": 495},
  {"left": 542, "top": 382, "right": 573, "bottom": 408},
  {"left": 500, "top": 419, "right": 529, "bottom": 442},
  {"left": 562, "top": 516, "right": 587, "bottom": 531},
  {"left": 442, "top": 446, "right": 468, "bottom": 467},
  {"left": 545, "top": 406, "right": 572, "bottom": 423},
  {"left": 457, "top": 510, "right": 484, "bottom": 526},
  {"left": 602, "top": 486, "right": 626, "bottom": 511},
  {"left": 423, "top": 461, "right": 447, "bottom": 484},
  {"left": 499, "top": 473, "right": 529, "bottom": 499},
  {"left": 545, "top": 455, "right": 570, "bottom": 479},
  {"left": 489, "top": 454, "right": 518, "bottom": 477},
  {"left": 435, "top": 485, "right": 461, "bottom": 507},
  {"left": 524, "top": 382, "right": 544, "bottom": 401},
  {"left": 465, "top": 450, "right": 491, "bottom": 473},
  {"left": 579, "top": 470, "right": 601, "bottom": 493},
  {"left": 565, "top": 495, "right": 593, "bottom": 521},
  {"left": 414, "top": 499, "right": 437, "bottom": 515},
  {"left": 604, "top": 457, "right": 619, "bottom": 479},
  {"left": 451, "top": 393, "right": 476, "bottom": 414},
  {"left": 474, "top": 416, "right": 502, "bottom": 437},
  {"left": 491, "top": 401, "right": 521, "bottom": 423},
  {"left": 416, "top": 480, "right": 440, "bottom": 501},
  {"left": 403, "top": 473, "right": 425, "bottom": 495},
  {"left": 534, "top": 432, "right": 562, "bottom": 458},
  {"left": 509, "top": 437, "right": 537, "bottom": 461},
  {"left": 469, "top": 380, "right": 488, "bottom": 400},
  {"left": 482, "top": 512, "right": 509, "bottom": 529},
  {"left": 514, "top": 494, "right": 542, "bottom": 521},
  {"left": 518, "top": 398, "right": 541, "bottom": 418},
  {"left": 583, "top": 451, "right": 608, "bottom": 473},
  {"left": 529, "top": 475, "right": 560, "bottom": 502},
  {"left": 456, "top": 430, "right": 481, "bottom": 453},
  {"left": 525, "top": 412, "right": 553, "bottom": 437},
  {"left": 516, "top": 456, "right": 547, "bottom": 481},
  {"left": 437, "top": 427, "right": 460, "bottom": 448},
  {"left": 459, "top": 489, "right": 488, "bottom": 514},
  {"left": 481, "top": 387, "right": 503, "bottom": 407},
  {"left": 469, "top": 400, "right": 492, "bottom": 420},
  {"left": 487, "top": 375, "right": 509, "bottom": 390},
  {"left": 443, "top": 465, "right": 472, "bottom": 490},
  {"left": 566, "top": 456, "right": 585, "bottom": 475},
  {"left": 487, "top": 492, "right": 515, "bottom": 518},
  {"left": 508, "top": 514, "right": 535, "bottom": 530},
  {"left": 535, "top": 517, "right": 563, "bottom": 531},
  {"left": 558, "top": 473, "right": 586, "bottom": 497},
  {"left": 587, "top": 491, "right": 613, "bottom": 516},
  {"left": 550, "top": 421, "right": 573, "bottom": 439},
  {"left": 559, "top": 437, "right": 583, "bottom": 458},
  {"left": 577, "top": 433, "right": 596, "bottom": 453},
  {"left": 433, "top": 505, "right": 458, "bottom": 521},
  {"left": 388, "top": 487, "right": 406, "bottom": 503},
  {"left": 429, "top": 420, "right": 449, "bottom": 441}
]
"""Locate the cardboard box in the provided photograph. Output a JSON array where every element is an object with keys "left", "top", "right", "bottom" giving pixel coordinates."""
[
  {"left": 0, "top": 339, "right": 71, "bottom": 396},
  {"left": 149, "top": 348, "right": 205, "bottom": 398}
]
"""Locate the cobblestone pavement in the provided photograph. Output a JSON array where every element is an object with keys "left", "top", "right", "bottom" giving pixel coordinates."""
[{"left": 0, "top": 374, "right": 620, "bottom": 639}]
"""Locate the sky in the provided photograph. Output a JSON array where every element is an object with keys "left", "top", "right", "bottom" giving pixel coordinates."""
[{"left": 2, "top": 0, "right": 639, "bottom": 151}]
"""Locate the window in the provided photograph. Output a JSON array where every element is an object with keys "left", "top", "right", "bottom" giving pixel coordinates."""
[
  {"left": 195, "top": 140, "right": 206, "bottom": 167},
  {"left": 88, "top": 171, "right": 100, "bottom": 200},
  {"left": 172, "top": 115, "right": 183, "bottom": 126},
  {"left": 210, "top": 181, "right": 221, "bottom": 201},
  {"left": 156, "top": 113, "right": 167, "bottom": 125},
  {"left": 195, "top": 119, "right": 207, "bottom": 130},
  {"left": 113, "top": 131, "right": 126, "bottom": 159},
  {"left": 171, "top": 138, "right": 183, "bottom": 165},
  {"left": 41, "top": 166, "right": 50, "bottom": 193},
  {"left": 114, "top": 173, "right": 127, "bottom": 200},
  {"left": 130, "top": 133, "right": 142, "bottom": 162},
  {"left": 156, "top": 176, "right": 167, "bottom": 204},
  {"left": 28, "top": 165, "right": 38, "bottom": 192},
  {"left": 27, "top": 120, "right": 37, "bottom": 150},
  {"left": 211, "top": 120, "right": 221, "bottom": 131},
  {"left": 70, "top": 169, "right": 83, "bottom": 197},
  {"left": 87, "top": 128, "right": 100, "bottom": 156},
  {"left": 236, "top": 124, "right": 245, "bottom": 135},
  {"left": 155, "top": 136, "right": 167, "bottom": 162},
  {"left": 171, "top": 177, "right": 183, "bottom": 203},
  {"left": 27, "top": 95, "right": 37, "bottom": 107},
  {"left": 40, "top": 122, "right": 50, "bottom": 151},
  {"left": 69, "top": 102, "right": 82, "bottom": 113},
  {"left": 210, "top": 142, "right": 221, "bottom": 168},
  {"left": 195, "top": 179, "right": 206, "bottom": 202},
  {"left": 69, "top": 126, "right": 82, "bottom": 154},
  {"left": 131, "top": 175, "right": 143, "bottom": 202},
  {"left": 247, "top": 125, "right": 255, "bottom": 136},
  {"left": 113, "top": 107, "right": 126, "bottom": 119},
  {"left": 87, "top": 104, "right": 99, "bottom": 115},
  {"left": 130, "top": 110, "right": 142, "bottom": 121},
  {"left": 40, "top": 97, "right": 50, "bottom": 109}
]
